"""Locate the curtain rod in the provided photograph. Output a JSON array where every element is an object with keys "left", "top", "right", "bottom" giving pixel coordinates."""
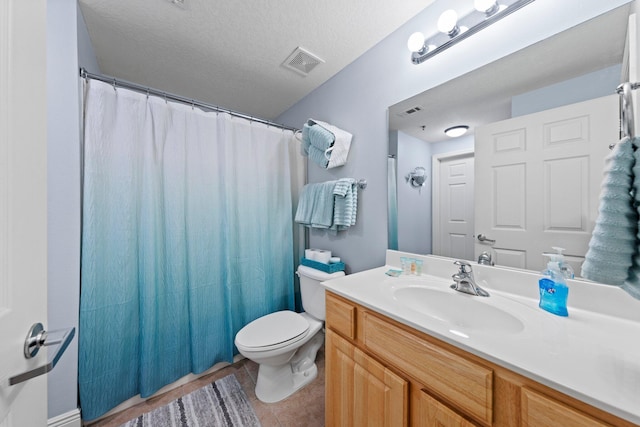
[{"left": 79, "top": 68, "right": 298, "bottom": 132}]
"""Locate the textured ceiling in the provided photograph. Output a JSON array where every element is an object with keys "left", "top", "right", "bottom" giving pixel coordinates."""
[{"left": 79, "top": 0, "right": 435, "bottom": 120}]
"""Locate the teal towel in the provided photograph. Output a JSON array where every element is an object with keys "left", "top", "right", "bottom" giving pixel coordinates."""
[
  {"left": 301, "top": 124, "right": 312, "bottom": 155},
  {"left": 301, "top": 120, "right": 335, "bottom": 168},
  {"left": 331, "top": 178, "right": 358, "bottom": 231},
  {"left": 308, "top": 144, "right": 329, "bottom": 169},
  {"left": 582, "top": 138, "right": 638, "bottom": 286},
  {"left": 622, "top": 137, "right": 640, "bottom": 299},
  {"left": 308, "top": 123, "right": 334, "bottom": 150},
  {"left": 294, "top": 181, "right": 337, "bottom": 229}
]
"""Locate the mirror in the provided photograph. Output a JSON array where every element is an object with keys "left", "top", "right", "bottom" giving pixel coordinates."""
[{"left": 388, "top": 4, "right": 631, "bottom": 273}]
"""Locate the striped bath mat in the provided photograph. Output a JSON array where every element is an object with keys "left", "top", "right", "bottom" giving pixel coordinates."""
[{"left": 120, "top": 374, "right": 261, "bottom": 427}]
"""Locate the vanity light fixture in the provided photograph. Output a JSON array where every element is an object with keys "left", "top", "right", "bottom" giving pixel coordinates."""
[
  {"left": 444, "top": 125, "right": 469, "bottom": 138},
  {"left": 408, "top": 0, "right": 535, "bottom": 65}
]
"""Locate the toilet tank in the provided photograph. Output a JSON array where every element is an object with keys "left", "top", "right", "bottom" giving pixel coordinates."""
[{"left": 297, "top": 265, "right": 345, "bottom": 320}]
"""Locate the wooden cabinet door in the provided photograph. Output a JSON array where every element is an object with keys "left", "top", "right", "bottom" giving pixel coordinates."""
[
  {"left": 521, "top": 388, "right": 611, "bottom": 427},
  {"left": 326, "top": 329, "right": 408, "bottom": 427},
  {"left": 414, "top": 388, "right": 479, "bottom": 427}
]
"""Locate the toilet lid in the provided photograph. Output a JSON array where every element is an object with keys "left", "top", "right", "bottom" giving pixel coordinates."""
[{"left": 236, "top": 311, "right": 310, "bottom": 349}]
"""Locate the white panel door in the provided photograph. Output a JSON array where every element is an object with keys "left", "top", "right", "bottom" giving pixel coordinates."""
[
  {"left": 0, "top": 1, "right": 48, "bottom": 426},
  {"left": 475, "top": 95, "right": 618, "bottom": 273},
  {"left": 433, "top": 152, "right": 475, "bottom": 261}
]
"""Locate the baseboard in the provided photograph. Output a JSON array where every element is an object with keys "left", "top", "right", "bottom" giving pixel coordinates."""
[{"left": 48, "top": 409, "right": 82, "bottom": 427}]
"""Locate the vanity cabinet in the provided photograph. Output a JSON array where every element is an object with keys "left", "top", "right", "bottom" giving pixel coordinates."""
[
  {"left": 325, "top": 291, "right": 636, "bottom": 427},
  {"left": 326, "top": 329, "right": 408, "bottom": 426}
]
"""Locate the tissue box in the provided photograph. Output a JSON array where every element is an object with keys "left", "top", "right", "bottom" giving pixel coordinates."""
[{"left": 300, "top": 257, "right": 345, "bottom": 273}]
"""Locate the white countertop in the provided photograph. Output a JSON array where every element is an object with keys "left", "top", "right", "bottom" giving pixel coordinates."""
[{"left": 321, "top": 251, "right": 640, "bottom": 425}]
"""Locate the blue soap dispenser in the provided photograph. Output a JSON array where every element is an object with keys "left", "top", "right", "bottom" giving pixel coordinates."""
[{"left": 538, "top": 247, "right": 571, "bottom": 316}]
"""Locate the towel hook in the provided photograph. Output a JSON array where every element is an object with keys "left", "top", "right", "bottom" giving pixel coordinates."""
[{"left": 357, "top": 179, "right": 367, "bottom": 189}]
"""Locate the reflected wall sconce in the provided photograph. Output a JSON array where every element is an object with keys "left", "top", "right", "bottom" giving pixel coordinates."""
[
  {"left": 405, "top": 167, "right": 427, "bottom": 188},
  {"left": 407, "top": 0, "right": 535, "bottom": 65}
]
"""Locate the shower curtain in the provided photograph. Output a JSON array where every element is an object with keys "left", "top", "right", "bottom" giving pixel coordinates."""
[{"left": 78, "top": 79, "right": 303, "bottom": 420}]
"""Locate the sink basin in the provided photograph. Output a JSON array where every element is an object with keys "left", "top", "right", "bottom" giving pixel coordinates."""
[{"left": 393, "top": 286, "right": 525, "bottom": 334}]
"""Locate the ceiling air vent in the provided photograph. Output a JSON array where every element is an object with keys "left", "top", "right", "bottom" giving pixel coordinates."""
[
  {"left": 396, "top": 105, "right": 424, "bottom": 118},
  {"left": 282, "top": 47, "right": 325, "bottom": 77}
]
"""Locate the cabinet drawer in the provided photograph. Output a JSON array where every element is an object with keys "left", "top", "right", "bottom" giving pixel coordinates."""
[
  {"left": 521, "top": 388, "right": 611, "bottom": 427},
  {"left": 363, "top": 312, "right": 493, "bottom": 426},
  {"left": 326, "top": 292, "right": 356, "bottom": 340}
]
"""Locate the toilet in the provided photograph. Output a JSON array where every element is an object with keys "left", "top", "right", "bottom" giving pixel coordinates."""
[{"left": 234, "top": 265, "right": 344, "bottom": 403}]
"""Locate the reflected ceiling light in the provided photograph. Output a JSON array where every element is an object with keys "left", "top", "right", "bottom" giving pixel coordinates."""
[
  {"left": 444, "top": 125, "right": 469, "bottom": 138},
  {"left": 408, "top": 0, "right": 535, "bottom": 65}
]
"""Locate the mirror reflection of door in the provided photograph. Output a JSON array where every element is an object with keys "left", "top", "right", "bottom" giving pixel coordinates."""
[
  {"left": 475, "top": 95, "right": 618, "bottom": 274},
  {"left": 432, "top": 151, "right": 475, "bottom": 260}
]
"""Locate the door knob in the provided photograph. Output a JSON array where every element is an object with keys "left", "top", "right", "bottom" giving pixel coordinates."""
[
  {"left": 24, "top": 322, "right": 47, "bottom": 359},
  {"left": 477, "top": 234, "right": 496, "bottom": 243},
  {"left": 9, "top": 323, "right": 75, "bottom": 385}
]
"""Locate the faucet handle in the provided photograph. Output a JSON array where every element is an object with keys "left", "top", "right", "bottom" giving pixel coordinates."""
[{"left": 454, "top": 260, "right": 472, "bottom": 274}]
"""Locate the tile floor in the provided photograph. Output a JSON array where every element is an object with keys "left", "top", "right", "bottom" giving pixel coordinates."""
[{"left": 85, "top": 346, "right": 325, "bottom": 427}]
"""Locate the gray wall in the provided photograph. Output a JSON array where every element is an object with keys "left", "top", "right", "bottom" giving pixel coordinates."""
[
  {"left": 47, "top": 0, "right": 100, "bottom": 419},
  {"left": 77, "top": 3, "right": 101, "bottom": 74},
  {"left": 396, "top": 131, "right": 431, "bottom": 255},
  {"left": 512, "top": 64, "right": 623, "bottom": 117},
  {"left": 277, "top": 0, "right": 630, "bottom": 273},
  {"left": 47, "top": 0, "right": 81, "bottom": 418}
]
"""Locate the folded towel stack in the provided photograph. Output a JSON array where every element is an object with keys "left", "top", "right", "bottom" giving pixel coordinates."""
[
  {"left": 300, "top": 119, "right": 352, "bottom": 169},
  {"left": 295, "top": 179, "right": 358, "bottom": 231},
  {"left": 582, "top": 138, "right": 638, "bottom": 286}
]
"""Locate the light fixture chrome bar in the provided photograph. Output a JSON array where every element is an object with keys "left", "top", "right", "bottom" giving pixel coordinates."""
[
  {"left": 79, "top": 68, "right": 298, "bottom": 132},
  {"left": 411, "top": 0, "right": 536, "bottom": 65}
]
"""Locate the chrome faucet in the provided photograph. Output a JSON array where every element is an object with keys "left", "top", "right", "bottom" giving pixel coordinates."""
[
  {"left": 477, "top": 251, "right": 494, "bottom": 266},
  {"left": 450, "top": 260, "right": 489, "bottom": 297}
]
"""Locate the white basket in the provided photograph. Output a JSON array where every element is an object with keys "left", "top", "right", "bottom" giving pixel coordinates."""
[{"left": 308, "top": 119, "right": 352, "bottom": 169}]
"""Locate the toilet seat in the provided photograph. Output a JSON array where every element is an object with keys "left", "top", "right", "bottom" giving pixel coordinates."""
[{"left": 235, "top": 311, "right": 310, "bottom": 351}]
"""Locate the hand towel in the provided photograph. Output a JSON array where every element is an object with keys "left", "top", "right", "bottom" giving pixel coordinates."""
[
  {"left": 308, "top": 144, "right": 329, "bottom": 169},
  {"left": 295, "top": 181, "right": 337, "bottom": 229},
  {"left": 307, "top": 122, "right": 334, "bottom": 151},
  {"left": 331, "top": 178, "right": 358, "bottom": 231},
  {"left": 581, "top": 137, "right": 638, "bottom": 286},
  {"left": 300, "top": 124, "right": 312, "bottom": 155},
  {"left": 622, "top": 137, "right": 640, "bottom": 299}
]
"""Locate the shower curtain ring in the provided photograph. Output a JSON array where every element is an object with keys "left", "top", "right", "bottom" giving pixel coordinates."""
[{"left": 112, "top": 78, "right": 117, "bottom": 92}]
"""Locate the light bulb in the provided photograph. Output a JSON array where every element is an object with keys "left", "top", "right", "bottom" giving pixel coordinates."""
[
  {"left": 407, "top": 32, "right": 425, "bottom": 53},
  {"left": 474, "top": 0, "right": 499, "bottom": 15},
  {"left": 437, "top": 10, "right": 459, "bottom": 35},
  {"left": 444, "top": 125, "right": 469, "bottom": 138}
]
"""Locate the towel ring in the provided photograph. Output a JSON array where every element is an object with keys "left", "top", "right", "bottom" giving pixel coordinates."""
[{"left": 618, "top": 82, "right": 635, "bottom": 139}]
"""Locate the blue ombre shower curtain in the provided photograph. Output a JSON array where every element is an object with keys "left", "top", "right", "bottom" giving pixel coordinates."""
[{"left": 79, "top": 79, "right": 298, "bottom": 420}]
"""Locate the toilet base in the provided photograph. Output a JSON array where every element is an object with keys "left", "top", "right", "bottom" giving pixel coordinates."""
[
  {"left": 254, "top": 330, "right": 324, "bottom": 403},
  {"left": 255, "top": 361, "right": 318, "bottom": 403}
]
